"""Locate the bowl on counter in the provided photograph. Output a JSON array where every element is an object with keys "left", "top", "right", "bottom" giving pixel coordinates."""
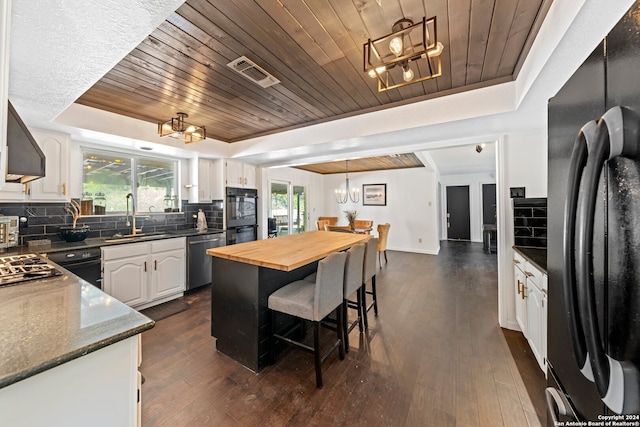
[{"left": 59, "top": 225, "right": 90, "bottom": 242}]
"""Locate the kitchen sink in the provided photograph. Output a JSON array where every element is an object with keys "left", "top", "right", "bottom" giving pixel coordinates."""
[{"left": 103, "top": 233, "right": 170, "bottom": 243}]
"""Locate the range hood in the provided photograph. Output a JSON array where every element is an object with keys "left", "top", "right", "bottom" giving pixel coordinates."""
[{"left": 5, "top": 101, "right": 45, "bottom": 183}]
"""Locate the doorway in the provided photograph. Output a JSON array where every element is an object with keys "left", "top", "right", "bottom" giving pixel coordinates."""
[
  {"left": 269, "top": 180, "right": 308, "bottom": 236},
  {"left": 446, "top": 185, "right": 470, "bottom": 240}
]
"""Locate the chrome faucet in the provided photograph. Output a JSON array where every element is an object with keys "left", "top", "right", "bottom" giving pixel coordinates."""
[{"left": 125, "top": 193, "right": 143, "bottom": 236}]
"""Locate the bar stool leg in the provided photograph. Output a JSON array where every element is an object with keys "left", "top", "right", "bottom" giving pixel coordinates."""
[
  {"left": 270, "top": 310, "right": 277, "bottom": 364},
  {"left": 313, "top": 321, "right": 323, "bottom": 388},
  {"left": 336, "top": 306, "right": 345, "bottom": 360},
  {"left": 361, "top": 286, "right": 369, "bottom": 329},
  {"left": 342, "top": 300, "right": 349, "bottom": 353},
  {"left": 372, "top": 275, "right": 378, "bottom": 316},
  {"left": 356, "top": 287, "right": 364, "bottom": 333}
]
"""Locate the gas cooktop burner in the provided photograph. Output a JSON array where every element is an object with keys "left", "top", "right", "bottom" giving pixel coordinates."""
[{"left": 0, "top": 253, "right": 62, "bottom": 287}]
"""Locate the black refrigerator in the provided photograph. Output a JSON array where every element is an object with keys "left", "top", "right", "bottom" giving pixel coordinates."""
[{"left": 547, "top": 2, "right": 640, "bottom": 423}]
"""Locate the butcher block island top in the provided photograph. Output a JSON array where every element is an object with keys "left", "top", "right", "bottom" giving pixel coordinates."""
[{"left": 206, "top": 230, "right": 370, "bottom": 271}]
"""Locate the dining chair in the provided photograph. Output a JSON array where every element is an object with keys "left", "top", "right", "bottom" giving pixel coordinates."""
[
  {"left": 362, "top": 237, "right": 378, "bottom": 326},
  {"left": 325, "top": 225, "right": 352, "bottom": 233},
  {"left": 377, "top": 223, "right": 391, "bottom": 265},
  {"left": 353, "top": 220, "right": 373, "bottom": 234},
  {"left": 316, "top": 219, "right": 330, "bottom": 231},
  {"left": 318, "top": 216, "right": 338, "bottom": 226},
  {"left": 268, "top": 251, "right": 346, "bottom": 388}
]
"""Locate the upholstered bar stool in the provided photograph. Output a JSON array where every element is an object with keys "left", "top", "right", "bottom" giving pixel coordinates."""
[
  {"left": 305, "top": 243, "right": 365, "bottom": 352},
  {"left": 362, "top": 237, "right": 378, "bottom": 329},
  {"left": 341, "top": 243, "right": 366, "bottom": 352},
  {"left": 268, "top": 251, "right": 346, "bottom": 388}
]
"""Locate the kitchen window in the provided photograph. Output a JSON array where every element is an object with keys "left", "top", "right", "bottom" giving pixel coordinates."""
[{"left": 82, "top": 149, "right": 178, "bottom": 213}]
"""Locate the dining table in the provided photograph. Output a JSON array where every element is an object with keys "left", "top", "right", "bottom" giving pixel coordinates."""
[{"left": 206, "top": 230, "right": 370, "bottom": 371}]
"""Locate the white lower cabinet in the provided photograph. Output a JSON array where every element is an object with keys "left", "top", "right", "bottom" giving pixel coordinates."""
[
  {"left": 514, "top": 255, "right": 528, "bottom": 335},
  {"left": 102, "top": 237, "right": 186, "bottom": 309},
  {"left": 0, "top": 336, "right": 140, "bottom": 427},
  {"left": 513, "top": 251, "right": 548, "bottom": 373}
]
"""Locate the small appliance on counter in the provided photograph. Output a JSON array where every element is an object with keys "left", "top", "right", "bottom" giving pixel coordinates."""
[{"left": 0, "top": 216, "right": 19, "bottom": 251}]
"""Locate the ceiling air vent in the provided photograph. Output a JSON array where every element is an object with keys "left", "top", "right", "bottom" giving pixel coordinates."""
[{"left": 227, "top": 56, "right": 280, "bottom": 88}]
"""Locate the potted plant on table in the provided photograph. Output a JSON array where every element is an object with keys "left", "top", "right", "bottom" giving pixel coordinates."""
[
  {"left": 60, "top": 199, "right": 90, "bottom": 242},
  {"left": 344, "top": 209, "right": 358, "bottom": 231}
]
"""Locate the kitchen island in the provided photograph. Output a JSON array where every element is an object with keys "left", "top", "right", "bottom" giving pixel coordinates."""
[{"left": 207, "top": 230, "right": 369, "bottom": 371}]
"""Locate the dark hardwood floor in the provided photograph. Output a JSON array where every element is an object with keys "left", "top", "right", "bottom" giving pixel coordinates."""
[{"left": 140, "top": 241, "right": 546, "bottom": 426}]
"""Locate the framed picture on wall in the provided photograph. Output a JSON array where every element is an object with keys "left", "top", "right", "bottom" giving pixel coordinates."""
[{"left": 362, "top": 184, "right": 387, "bottom": 206}]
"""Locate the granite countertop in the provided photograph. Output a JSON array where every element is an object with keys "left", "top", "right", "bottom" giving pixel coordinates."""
[
  {"left": 513, "top": 246, "right": 547, "bottom": 273},
  {"left": 18, "top": 228, "right": 226, "bottom": 254},
  {"left": 0, "top": 271, "right": 155, "bottom": 389}
]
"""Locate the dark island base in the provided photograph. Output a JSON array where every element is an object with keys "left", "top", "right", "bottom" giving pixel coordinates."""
[{"left": 211, "top": 257, "right": 318, "bottom": 372}]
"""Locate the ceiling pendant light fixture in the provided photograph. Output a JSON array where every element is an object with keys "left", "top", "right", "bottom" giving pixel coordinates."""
[
  {"left": 335, "top": 160, "right": 360, "bottom": 204},
  {"left": 364, "top": 16, "right": 444, "bottom": 92},
  {"left": 158, "top": 112, "right": 206, "bottom": 144}
]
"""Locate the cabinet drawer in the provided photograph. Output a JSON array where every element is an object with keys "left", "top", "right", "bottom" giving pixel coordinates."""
[
  {"left": 524, "top": 262, "right": 542, "bottom": 290},
  {"left": 151, "top": 237, "right": 185, "bottom": 252},
  {"left": 513, "top": 251, "right": 526, "bottom": 271},
  {"left": 102, "top": 241, "right": 148, "bottom": 260}
]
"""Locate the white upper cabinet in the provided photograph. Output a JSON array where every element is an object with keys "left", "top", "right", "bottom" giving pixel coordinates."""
[
  {"left": 189, "top": 158, "right": 223, "bottom": 202},
  {"left": 0, "top": 129, "right": 70, "bottom": 201},
  {"left": 0, "top": 0, "right": 10, "bottom": 191},
  {"left": 29, "top": 130, "right": 70, "bottom": 201},
  {"left": 225, "top": 159, "right": 256, "bottom": 189}
]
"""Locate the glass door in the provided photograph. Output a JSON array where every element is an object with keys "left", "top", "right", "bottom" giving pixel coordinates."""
[
  {"left": 292, "top": 185, "right": 307, "bottom": 234},
  {"left": 270, "top": 181, "right": 289, "bottom": 236},
  {"left": 269, "top": 181, "right": 307, "bottom": 236}
]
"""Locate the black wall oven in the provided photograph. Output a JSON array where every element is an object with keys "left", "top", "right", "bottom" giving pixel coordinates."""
[{"left": 226, "top": 187, "right": 257, "bottom": 245}]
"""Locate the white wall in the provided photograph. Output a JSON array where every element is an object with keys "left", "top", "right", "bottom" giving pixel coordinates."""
[
  {"left": 322, "top": 167, "right": 439, "bottom": 255},
  {"left": 438, "top": 172, "right": 497, "bottom": 242},
  {"left": 499, "top": 131, "right": 548, "bottom": 330}
]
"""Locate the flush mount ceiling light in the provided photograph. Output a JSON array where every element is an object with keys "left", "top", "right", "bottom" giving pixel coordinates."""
[
  {"left": 335, "top": 160, "right": 360, "bottom": 204},
  {"left": 158, "top": 112, "right": 206, "bottom": 144},
  {"left": 364, "top": 16, "right": 444, "bottom": 92}
]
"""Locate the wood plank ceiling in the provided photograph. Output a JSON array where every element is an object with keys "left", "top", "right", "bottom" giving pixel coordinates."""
[
  {"left": 76, "top": 0, "right": 551, "bottom": 144},
  {"left": 295, "top": 153, "right": 424, "bottom": 174}
]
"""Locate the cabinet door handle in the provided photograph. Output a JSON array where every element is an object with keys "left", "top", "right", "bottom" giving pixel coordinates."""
[
  {"left": 525, "top": 271, "right": 534, "bottom": 277},
  {"left": 62, "top": 183, "right": 67, "bottom": 195},
  {"left": 521, "top": 284, "right": 527, "bottom": 299},
  {"left": 144, "top": 261, "right": 147, "bottom": 272},
  {"left": 154, "top": 260, "right": 157, "bottom": 270},
  {"left": 244, "top": 178, "right": 247, "bottom": 185},
  {"left": 517, "top": 279, "right": 522, "bottom": 295},
  {"left": 238, "top": 177, "right": 242, "bottom": 184},
  {"left": 514, "top": 259, "right": 520, "bottom": 264}
]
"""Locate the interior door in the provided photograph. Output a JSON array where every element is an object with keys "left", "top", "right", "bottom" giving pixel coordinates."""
[
  {"left": 482, "top": 183, "right": 497, "bottom": 225},
  {"left": 446, "top": 186, "right": 470, "bottom": 240},
  {"left": 291, "top": 185, "right": 307, "bottom": 234}
]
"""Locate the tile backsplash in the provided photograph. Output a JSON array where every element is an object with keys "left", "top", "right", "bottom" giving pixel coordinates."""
[
  {"left": 0, "top": 200, "right": 224, "bottom": 246},
  {"left": 513, "top": 197, "right": 547, "bottom": 248}
]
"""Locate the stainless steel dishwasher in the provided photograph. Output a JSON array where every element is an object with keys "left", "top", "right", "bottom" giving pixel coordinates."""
[{"left": 187, "top": 232, "right": 225, "bottom": 291}]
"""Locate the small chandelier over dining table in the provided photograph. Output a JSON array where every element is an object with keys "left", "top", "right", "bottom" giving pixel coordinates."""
[
  {"left": 158, "top": 112, "right": 206, "bottom": 143},
  {"left": 335, "top": 160, "right": 360, "bottom": 204},
  {"left": 363, "top": 16, "right": 444, "bottom": 92}
]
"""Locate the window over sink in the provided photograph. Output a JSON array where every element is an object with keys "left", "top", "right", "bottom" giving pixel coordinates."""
[{"left": 82, "top": 148, "right": 179, "bottom": 214}]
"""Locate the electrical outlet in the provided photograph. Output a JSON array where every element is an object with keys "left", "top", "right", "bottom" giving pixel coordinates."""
[{"left": 418, "top": 238, "right": 422, "bottom": 243}]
